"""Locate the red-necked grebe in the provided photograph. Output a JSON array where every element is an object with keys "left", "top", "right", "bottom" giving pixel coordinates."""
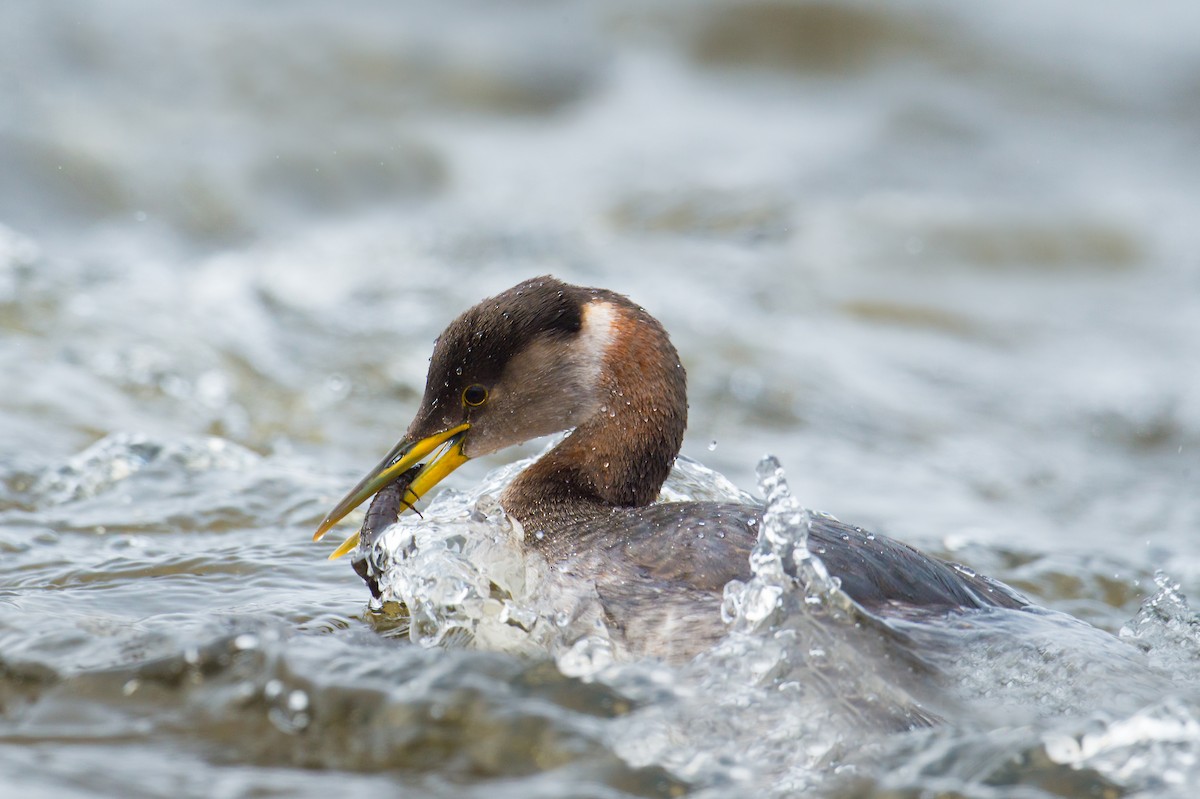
[{"left": 313, "top": 276, "right": 1026, "bottom": 655}]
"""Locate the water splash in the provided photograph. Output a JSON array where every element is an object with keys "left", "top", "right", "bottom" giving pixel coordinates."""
[
  {"left": 657, "top": 454, "right": 756, "bottom": 505},
  {"left": 1119, "top": 570, "right": 1200, "bottom": 673},
  {"left": 363, "top": 449, "right": 761, "bottom": 670},
  {"left": 32, "top": 432, "right": 259, "bottom": 504},
  {"left": 840, "top": 573, "right": 1200, "bottom": 797},
  {"left": 1043, "top": 698, "right": 1200, "bottom": 794},
  {"left": 719, "top": 455, "right": 847, "bottom": 634},
  {"left": 368, "top": 485, "right": 540, "bottom": 652},
  {"left": 609, "top": 456, "right": 940, "bottom": 797},
  {"left": 347, "top": 449, "right": 1200, "bottom": 797}
]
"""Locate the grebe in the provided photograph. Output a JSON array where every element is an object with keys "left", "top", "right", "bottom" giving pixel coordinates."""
[{"left": 313, "top": 277, "right": 1026, "bottom": 657}]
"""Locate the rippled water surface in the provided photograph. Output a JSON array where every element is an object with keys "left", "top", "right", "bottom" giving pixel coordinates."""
[{"left": 3, "top": 1, "right": 1199, "bottom": 797}]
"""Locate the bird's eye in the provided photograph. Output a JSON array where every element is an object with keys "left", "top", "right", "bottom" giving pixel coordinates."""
[{"left": 462, "top": 384, "right": 489, "bottom": 407}]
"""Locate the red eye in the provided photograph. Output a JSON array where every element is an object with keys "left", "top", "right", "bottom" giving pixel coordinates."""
[{"left": 462, "top": 384, "right": 489, "bottom": 407}]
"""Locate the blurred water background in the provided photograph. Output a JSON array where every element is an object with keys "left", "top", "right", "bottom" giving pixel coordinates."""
[{"left": 2, "top": 1, "right": 1199, "bottom": 797}]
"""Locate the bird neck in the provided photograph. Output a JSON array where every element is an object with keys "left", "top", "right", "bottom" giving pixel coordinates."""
[{"left": 500, "top": 299, "right": 687, "bottom": 536}]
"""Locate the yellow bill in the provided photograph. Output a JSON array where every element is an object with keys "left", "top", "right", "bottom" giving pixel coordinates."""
[{"left": 314, "top": 422, "right": 471, "bottom": 559}]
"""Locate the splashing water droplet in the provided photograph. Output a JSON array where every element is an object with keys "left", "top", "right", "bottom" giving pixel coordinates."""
[
  {"left": 556, "top": 635, "right": 614, "bottom": 678},
  {"left": 742, "top": 583, "right": 784, "bottom": 623}
]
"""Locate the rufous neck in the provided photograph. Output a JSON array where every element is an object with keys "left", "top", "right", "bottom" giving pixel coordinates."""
[{"left": 501, "top": 298, "right": 687, "bottom": 528}]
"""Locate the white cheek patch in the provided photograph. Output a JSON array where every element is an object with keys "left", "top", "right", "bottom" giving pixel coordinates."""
[{"left": 577, "top": 301, "right": 617, "bottom": 384}]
